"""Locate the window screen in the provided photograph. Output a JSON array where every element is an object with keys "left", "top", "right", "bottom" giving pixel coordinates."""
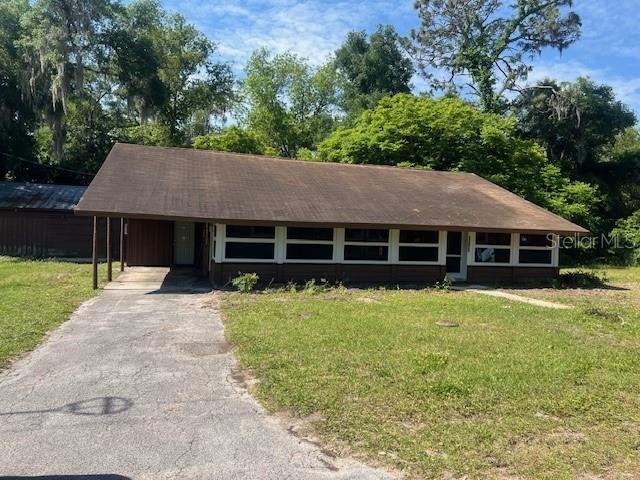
[
  {"left": 225, "top": 242, "right": 275, "bottom": 259},
  {"left": 399, "top": 246, "right": 438, "bottom": 262},
  {"left": 475, "top": 247, "right": 510, "bottom": 263},
  {"left": 399, "top": 230, "right": 438, "bottom": 244},
  {"left": 287, "top": 227, "right": 333, "bottom": 241},
  {"left": 475, "top": 232, "right": 511, "bottom": 246},
  {"left": 519, "top": 249, "right": 552, "bottom": 264},
  {"left": 226, "top": 225, "right": 275, "bottom": 239},
  {"left": 447, "top": 231, "right": 462, "bottom": 254},
  {"left": 345, "top": 229, "right": 389, "bottom": 243},
  {"left": 520, "top": 234, "right": 553, "bottom": 247},
  {"left": 344, "top": 245, "right": 388, "bottom": 261},
  {"left": 286, "top": 243, "right": 333, "bottom": 260}
]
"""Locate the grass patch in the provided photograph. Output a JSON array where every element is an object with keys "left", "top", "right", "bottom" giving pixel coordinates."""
[
  {"left": 0, "top": 256, "right": 119, "bottom": 368},
  {"left": 221, "top": 268, "right": 640, "bottom": 479}
]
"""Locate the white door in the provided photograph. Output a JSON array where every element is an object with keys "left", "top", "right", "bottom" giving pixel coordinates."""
[
  {"left": 445, "top": 231, "right": 468, "bottom": 281},
  {"left": 174, "top": 221, "right": 195, "bottom": 265}
]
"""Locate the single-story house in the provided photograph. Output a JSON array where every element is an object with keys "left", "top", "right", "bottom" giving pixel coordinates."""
[
  {"left": 74, "top": 143, "right": 587, "bottom": 286},
  {"left": 0, "top": 182, "right": 119, "bottom": 259}
]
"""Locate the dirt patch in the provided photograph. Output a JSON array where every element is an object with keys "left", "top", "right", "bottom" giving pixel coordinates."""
[
  {"left": 357, "top": 297, "right": 381, "bottom": 304},
  {"left": 177, "top": 340, "right": 231, "bottom": 356}
]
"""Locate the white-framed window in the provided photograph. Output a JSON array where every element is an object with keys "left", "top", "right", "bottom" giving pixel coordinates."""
[
  {"left": 285, "top": 227, "right": 335, "bottom": 263},
  {"left": 343, "top": 228, "right": 389, "bottom": 263},
  {"left": 397, "top": 229, "right": 440, "bottom": 264},
  {"left": 470, "top": 232, "right": 512, "bottom": 265},
  {"left": 517, "top": 233, "right": 556, "bottom": 266},
  {"left": 223, "top": 224, "right": 276, "bottom": 262}
]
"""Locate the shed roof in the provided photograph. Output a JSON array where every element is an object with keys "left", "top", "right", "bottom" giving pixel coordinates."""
[
  {"left": 74, "top": 143, "right": 587, "bottom": 234},
  {"left": 0, "top": 182, "right": 86, "bottom": 211}
]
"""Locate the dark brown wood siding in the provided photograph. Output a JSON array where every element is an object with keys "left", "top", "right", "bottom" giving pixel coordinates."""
[
  {"left": 467, "top": 266, "right": 559, "bottom": 284},
  {"left": 126, "top": 219, "right": 172, "bottom": 266},
  {"left": 211, "top": 263, "right": 447, "bottom": 286},
  {"left": 0, "top": 210, "right": 119, "bottom": 258}
]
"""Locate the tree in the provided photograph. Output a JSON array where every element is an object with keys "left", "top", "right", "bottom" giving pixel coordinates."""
[
  {"left": 106, "top": 0, "right": 169, "bottom": 123},
  {"left": 317, "top": 93, "right": 600, "bottom": 228},
  {"left": 410, "top": 0, "right": 581, "bottom": 112},
  {"left": 242, "top": 48, "right": 338, "bottom": 157},
  {"left": 17, "top": 0, "right": 120, "bottom": 160},
  {"left": 333, "top": 25, "right": 414, "bottom": 117},
  {"left": 193, "top": 126, "right": 268, "bottom": 155},
  {"left": 156, "top": 13, "right": 235, "bottom": 144},
  {"left": 515, "top": 78, "right": 637, "bottom": 226},
  {"left": 515, "top": 78, "right": 636, "bottom": 175},
  {"left": 0, "top": 0, "right": 35, "bottom": 180},
  {"left": 610, "top": 210, "right": 640, "bottom": 265}
]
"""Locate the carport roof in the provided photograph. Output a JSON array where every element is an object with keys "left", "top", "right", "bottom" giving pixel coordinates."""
[
  {"left": 0, "top": 182, "right": 86, "bottom": 211},
  {"left": 74, "top": 143, "right": 587, "bottom": 234}
]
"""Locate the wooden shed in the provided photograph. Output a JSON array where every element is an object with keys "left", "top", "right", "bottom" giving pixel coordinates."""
[{"left": 0, "top": 182, "right": 119, "bottom": 259}]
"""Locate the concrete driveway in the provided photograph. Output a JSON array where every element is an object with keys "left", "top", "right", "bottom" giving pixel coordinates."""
[{"left": 0, "top": 268, "right": 391, "bottom": 479}]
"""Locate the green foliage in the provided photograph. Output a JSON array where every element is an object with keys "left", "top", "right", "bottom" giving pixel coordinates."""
[
  {"left": 242, "top": 48, "right": 338, "bottom": 157},
  {"left": 301, "top": 278, "right": 332, "bottom": 294},
  {"left": 434, "top": 276, "right": 454, "bottom": 290},
  {"left": 516, "top": 78, "right": 638, "bottom": 236},
  {"left": 318, "top": 93, "right": 598, "bottom": 226},
  {"left": 0, "top": 0, "right": 35, "bottom": 181},
  {"left": 0, "top": 257, "right": 119, "bottom": 368},
  {"left": 515, "top": 78, "right": 636, "bottom": 176},
  {"left": 223, "top": 268, "right": 640, "bottom": 478},
  {"left": 231, "top": 272, "right": 260, "bottom": 293},
  {"left": 333, "top": 25, "right": 414, "bottom": 118},
  {"left": 193, "top": 127, "right": 267, "bottom": 155},
  {"left": 410, "top": 0, "right": 581, "bottom": 112},
  {"left": 114, "top": 122, "right": 174, "bottom": 147},
  {"left": 610, "top": 211, "right": 640, "bottom": 265},
  {"left": 552, "top": 270, "right": 608, "bottom": 289}
]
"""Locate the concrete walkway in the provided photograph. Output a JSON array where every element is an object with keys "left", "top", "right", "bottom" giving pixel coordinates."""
[
  {"left": 0, "top": 268, "right": 391, "bottom": 479},
  {"left": 452, "top": 284, "right": 573, "bottom": 309}
]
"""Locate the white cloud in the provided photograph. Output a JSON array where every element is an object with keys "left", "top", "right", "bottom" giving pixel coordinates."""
[{"left": 173, "top": 0, "right": 415, "bottom": 69}]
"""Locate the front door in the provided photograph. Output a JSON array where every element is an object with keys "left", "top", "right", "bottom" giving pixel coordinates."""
[
  {"left": 174, "top": 221, "right": 195, "bottom": 265},
  {"left": 445, "top": 231, "right": 467, "bottom": 281}
]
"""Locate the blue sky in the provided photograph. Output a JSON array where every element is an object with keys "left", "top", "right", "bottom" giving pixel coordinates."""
[{"left": 164, "top": 0, "right": 640, "bottom": 114}]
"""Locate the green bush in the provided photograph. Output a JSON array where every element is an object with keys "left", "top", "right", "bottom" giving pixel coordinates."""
[
  {"left": 231, "top": 272, "right": 260, "bottom": 293},
  {"left": 193, "top": 126, "right": 267, "bottom": 155},
  {"left": 552, "top": 270, "right": 608, "bottom": 289},
  {"left": 609, "top": 210, "right": 640, "bottom": 265}
]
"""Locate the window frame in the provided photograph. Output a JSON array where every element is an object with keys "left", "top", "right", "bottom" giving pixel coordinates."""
[
  {"left": 396, "top": 229, "right": 442, "bottom": 265},
  {"left": 284, "top": 227, "right": 336, "bottom": 264},
  {"left": 220, "top": 224, "right": 278, "bottom": 263},
  {"left": 468, "top": 232, "right": 559, "bottom": 267},
  {"left": 468, "top": 232, "right": 513, "bottom": 266},
  {"left": 516, "top": 233, "right": 558, "bottom": 267},
  {"left": 342, "top": 228, "right": 390, "bottom": 264}
]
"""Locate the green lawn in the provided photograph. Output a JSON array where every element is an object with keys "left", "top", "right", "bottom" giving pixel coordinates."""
[
  {"left": 0, "top": 256, "right": 118, "bottom": 368},
  {"left": 221, "top": 268, "right": 640, "bottom": 479}
]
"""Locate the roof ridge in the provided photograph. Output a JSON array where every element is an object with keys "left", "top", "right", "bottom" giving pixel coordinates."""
[{"left": 114, "top": 142, "right": 476, "bottom": 176}]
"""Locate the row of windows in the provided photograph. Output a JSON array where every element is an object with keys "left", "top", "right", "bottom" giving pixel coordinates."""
[
  {"left": 220, "top": 227, "right": 555, "bottom": 265},
  {"left": 474, "top": 232, "right": 554, "bottom": 265},
  {"left": 225, "top": 226, "right": 443, "bottom": 245}
]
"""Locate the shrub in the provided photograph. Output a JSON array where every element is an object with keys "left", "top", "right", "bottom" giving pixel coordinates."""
[
  {"left": 434, "top": 276, "right": 455, "bottom": 290},
  {"left": 231, "top": 272, "right": 259, "bottom": 293},
  {"left": 609, "top": 210, "right": 640, "bottom": 265},
  {"left": 301, "top": 278, "right": 331, "bottom": 294},
  {"left": 552, "top": 270, "right": 608, "bottom": 289}
]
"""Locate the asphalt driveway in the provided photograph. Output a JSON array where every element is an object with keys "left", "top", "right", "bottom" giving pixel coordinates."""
[{"left": 0, "top": 268, "right": 391, "bottom": 479}]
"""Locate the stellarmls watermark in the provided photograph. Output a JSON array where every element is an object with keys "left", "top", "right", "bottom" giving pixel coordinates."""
[{"left": 549, "top": 233, "right": 639, "bottom": 250}]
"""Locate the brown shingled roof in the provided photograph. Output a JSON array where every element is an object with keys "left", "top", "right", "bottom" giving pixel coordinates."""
[{"left": 74, "top": 143, "right": 587, "bottom": 234}]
